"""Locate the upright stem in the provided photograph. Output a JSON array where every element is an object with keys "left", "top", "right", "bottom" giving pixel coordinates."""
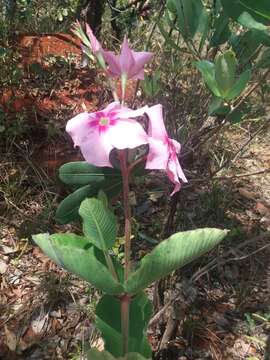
[
  {"left": 119, "top": 149, "right": 132, "bottom": 355},
  {"left": 119, "top": 150, "right": 132, "bottom": 280}
]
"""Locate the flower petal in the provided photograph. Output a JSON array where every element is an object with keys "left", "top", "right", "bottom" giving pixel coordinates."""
[
  {"left": 146, "top": 138, "right": 168, "bottom": 170},
  {"left": 108, "top": 119, "right": 148, "bottom": 149},
  {"left": 79, "top": 132, "right": 113, "bottom": 167},
  {"left": 86, "top": 24, "right": 102, "bottom": 54},
  {"left": 119, "top": 36, "right": 135, "bottom": 75},
  {"left": 103, "top": 51, "right": 121, "bottom": 77},
  {"left": 146, "top": 104, "right": 167, "bottom": 141},
  {"left": 66, "top": 112, "right": 93, "bottom": 146},
  {"left": 116, "top": 105, "right": 148, "bottom": 119},
  {"left": 130, "top": 51, "right": 153, "bottom": 79}
]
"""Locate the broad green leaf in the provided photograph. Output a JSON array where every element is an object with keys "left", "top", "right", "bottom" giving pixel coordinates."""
[
  {"left": 221, "top": 0, "right": 269, "bottom": 24},
  {"left": 208, "top": 97, "right": 230, "bottom": 116},
  {"left": 230, "top": 29, "right": 270, "bottom": 67},
  {"left": 79, "top": 198, "right": 117, "bottom": 251},
  {"left": 194, "top": 61, "right": 221, "bottom": 97},
  {"left": 125, "top": 228, "right": 228, "bottom": 294},
  {"left": 32, "top": 233, "right": 123, "bottom": 295},
  {"left": 173, "top": 0, "right": 204, "bottom": 39},
  {"left": 59, "top": 161, "right": 120, "bottom": 186},
  {"left": 55, "top": 185, "right": 97, "bottom": 224},
  {"left": 198, "top": 9, "right": 210, "bottom": 52},
  {"left": 256, "top": 48, "right": 270, "bottom": 68},
  {"left": 237, "top": 11, "right": 267, "bottom": 30},
  {"left": 239, "top": 0, "right": 270, "bottom": 20},
  {"left": 215, "top": 51, "right": 237, "bottom": 97},
  {"left": 55, "top": 179, "right": 122, "bottom": 225},
  {"left": 225, "top": 69, "right": 251, "bottom": 100},
  {"left": 86, "top": 349, "right": 150, "bottom": 360},
  {"left": 210, "top": 12, "right": 231, "bottom": 47},
  {"left": 96, "top": 293, "right": 152, "bottom": 357}
]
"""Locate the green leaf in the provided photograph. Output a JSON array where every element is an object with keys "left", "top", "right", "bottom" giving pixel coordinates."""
[
  {"left": 194, "top": 61, "right": 221, "bottom": 97},
  {"left": 55, "top": 178, "right": 122, "bottom": 225},
  {"left": 215, "top": 51, "right": 237, "bottom": 97},
  {"left": 79, "top": 198, "right": 117, "bottom": 251},
  {"left": 125, "top": 228, "right": 228, "bottom": 294},
  {"left": 239, "top": 0, "right": 270, "bottom": 20},
  {"left": 55, "top": 185, "right": 97, "bottom": 224},
  {"left": 208, "top": 97, "right": 230, "bottom": 116},
  {"left": 86, "top": 349, "right": 150, "bottom": 360},
  {"left": 210, "top": 12, "right": 231, "bottom": 47},
  {"left": 59, "top": 162, "right": 120, "bottom": 186},
  {"left": 32, "top": 233, "right": 123, "bottom": 295},
  {"left": 96, "top": 293, "right": 152, "bottom": 357},
  {"left": 198, "top": 8, "right": 211, "bottom": 52},
  {"left": 221, "top": 0, "right": 269, "bottom": 24},
  {"left": 172, "top": 0, "right": 204, "bottom": 39},
  {"left": 237, "top": 11, "right": 267, "bottom": 30},
  {"left": 225, "top": 69, "right": 251, "bottom": 100}
]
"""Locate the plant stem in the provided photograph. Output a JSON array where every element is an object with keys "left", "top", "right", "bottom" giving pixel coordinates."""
[
  {"left": 119, "top": 150, "right": 132, "bottom": 280},
  {"left": 119, "top": 149, "right": 132, "bottom": 355},
  {"left": 121, "top": 294, "right": 131, "bottom": 355}
]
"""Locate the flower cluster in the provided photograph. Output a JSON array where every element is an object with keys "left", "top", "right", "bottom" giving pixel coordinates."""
[{"left": 68, "top": 24, "right": 187, "bottom": 194}]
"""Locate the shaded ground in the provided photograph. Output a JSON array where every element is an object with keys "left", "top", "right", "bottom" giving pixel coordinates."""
[{"left": 0, "top": 33, "right": 270, "bottom": 360}]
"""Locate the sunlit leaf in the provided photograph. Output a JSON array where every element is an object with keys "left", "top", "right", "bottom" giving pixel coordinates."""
[
  {"left": 125, "top": 228, "right": 228, "bottom": 294},
  {"left": 32, "top": 233, "right": 123, "bottom": 295},
  {"left": 79, "top": 198, "right": 117, "bottom": 251}
]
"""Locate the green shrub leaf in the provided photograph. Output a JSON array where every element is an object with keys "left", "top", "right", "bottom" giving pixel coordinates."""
[
  {"left": 215, "top": 51, "right": 237, "bottom": 97},
  {"left": 55, "top": 185, "right": 98, "bottom": 224},
  {"left": 79, "top": 198, "right": 117, "bottom": 251},
  {"left": 32, "top": 233, "right": 123, "bottom": 295},
  {"left": 125, "top": 228, "right": 228, "bottom": 294},
  {"left": 95, "top": 293, "right": 152, "bottom": 357},
  {"left": 59, "top": 161, "right": 121, "bottom": 186},
  {"left": 194, "top": 61, "right": 221, "bottom": 97},
  {"left": 225, "top": 69, "right": 251, "bottom": 100}
]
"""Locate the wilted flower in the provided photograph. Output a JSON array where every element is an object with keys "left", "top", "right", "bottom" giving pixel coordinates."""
[
  {"left": 66, "top": 102, "right": 148, "bottom": 167},
  {"left": 145, "top": 104, "right": 187, "bottom": 195}
]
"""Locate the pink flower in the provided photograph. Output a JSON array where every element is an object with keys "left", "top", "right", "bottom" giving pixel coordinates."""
[
  {"left": 103, "top": 36, "right": 153, "bottom": 80},
  {"left": 66, "top": 102, "right": 148, "bottom": 167},
  {"left": 145, "top": 105, "right": 187, "bottom": 195},
  {"left": 85, "top": 23, "right": 102, "bottom": 54}
]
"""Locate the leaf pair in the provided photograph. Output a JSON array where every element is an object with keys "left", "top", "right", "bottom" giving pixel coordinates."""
[
  {"left": 195, "top": 51, "right": 251, "bottom": 102},
  {"left": 56, "top": 162, "right": 122, "bottom": 224},
  {"left": 33, "top": 224, "right": 228, "bottom": 296}
]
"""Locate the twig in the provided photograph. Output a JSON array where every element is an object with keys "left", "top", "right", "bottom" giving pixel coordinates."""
[
  {"left": 191, "top": 233, "right": 270, "bottom": 283},
  {"left": 214, "top": 168, "right": 270, "bottom": 180}
]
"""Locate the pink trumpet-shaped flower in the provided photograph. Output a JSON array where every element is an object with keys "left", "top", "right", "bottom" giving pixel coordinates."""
[
  {"left": 145, "top": 105, "right": 187, "bottom": 195},
  {"left": 103, "top": 36, "right": 153, "bottom": 80},
  {"left": 66, "top": 102, "right": 148, "bottom": 167}
]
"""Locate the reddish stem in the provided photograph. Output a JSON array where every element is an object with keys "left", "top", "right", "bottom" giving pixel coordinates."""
[
  {"left": 119, "top": 149, "right": 132, "bottom": 280},
  {"left": 119, "top": 149, "right": 132, "bottom": 355}
]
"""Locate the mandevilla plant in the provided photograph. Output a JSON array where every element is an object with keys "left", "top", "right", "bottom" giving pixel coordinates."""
[{"left": 32, "top": 23, "right": 228, "bottom": 359}]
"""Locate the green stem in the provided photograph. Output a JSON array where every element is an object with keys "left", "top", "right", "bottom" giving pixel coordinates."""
[
  {"left": 104, "top": 251, "right": 118, "bottom": 281},
  {"left": 119, "top": 149, "right": 132, "bottom": 354},
  {"left": 121, "top": 294, "right": 131, "bottom": 355}
]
